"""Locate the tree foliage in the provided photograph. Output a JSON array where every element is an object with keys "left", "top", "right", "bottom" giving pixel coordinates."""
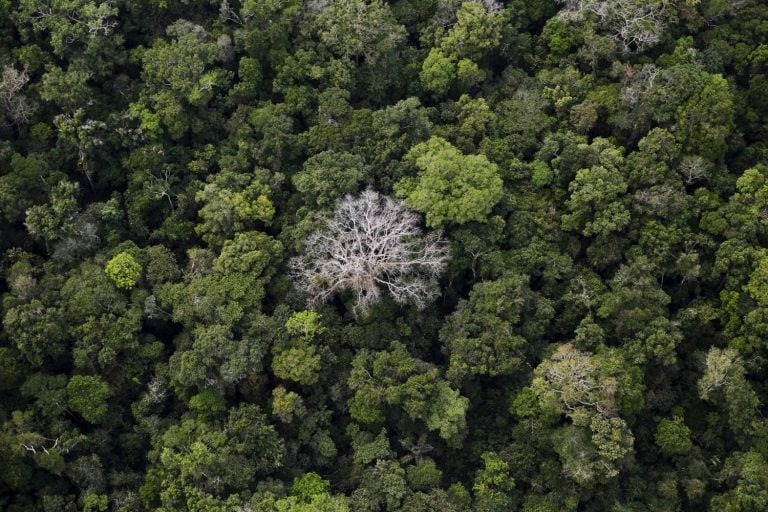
[
  {"left": 397, "top": 137, "right": 503, "bottom": 227},
  {"left": 105, "top": 251, "right": 142, "bottom": 289},
  {"left": 1, "top": 0, "right": 768, "bottom": 510}
]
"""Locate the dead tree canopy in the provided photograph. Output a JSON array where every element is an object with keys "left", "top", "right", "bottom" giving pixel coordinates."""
[{"left": 290, "top": 189, "right": 449, "bottom": 314}]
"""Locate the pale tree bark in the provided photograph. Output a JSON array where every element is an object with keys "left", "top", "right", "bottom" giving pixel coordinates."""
[
  {"left": 698, "top": 346, "right": 740, "bottom": 399},
  {"left": 557, "top": 0, "right": 668, "bottom": 52},
  {"left": 290, "top": 189, "right": 449, "bottom": 315},
  {"left": 537, "top": 343, "right": 618, "bottom": 417},
  {"left": 678, "top": 155, "right": 711, "bottom": 185},
  {"left": 0, "top": 65, "right": 35, "bottom": 125}
]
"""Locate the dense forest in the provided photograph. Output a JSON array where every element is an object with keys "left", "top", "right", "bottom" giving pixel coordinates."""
[{"left": 2, "top": 0, "right": 768, "bottom": 510}]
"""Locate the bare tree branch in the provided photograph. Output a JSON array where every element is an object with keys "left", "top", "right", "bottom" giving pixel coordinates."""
[
  {"left": 0, "top": 65, "right": 36, "bottom": 125},
  {"left": 290, "top": 189, "right": 449, "bottom": 315},
  {"left": 557, "top": 0, "right": 668, "bottom": 52},
  {"left": 678, "top": 155, "right": 711, "bottom": 185}
]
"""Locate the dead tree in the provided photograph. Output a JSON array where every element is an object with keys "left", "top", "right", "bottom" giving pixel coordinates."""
[
  {"left": 557, "top": 0, "right": 668, "bottom": 53},
  {"left": 678, "top": 155, "right": 711, "bottom": 185},
  {"left": 290, "top": 189, "right": 449, "bottom": 315},
  {"left": 0, "top": 65, "right": 35, "bottom": 125}
]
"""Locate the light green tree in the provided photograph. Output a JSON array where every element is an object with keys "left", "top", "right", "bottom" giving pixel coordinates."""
[
  {"left": 398, "top": 137, "right": 503, "bottom": 227},
  {"left": 440, "top": 1, "right": 504, "bottom": 61},
  {"left": 195, "top": 171, "right": 275, "bottom": 247},
  {"left": 420, "top": 49, "right": 455, "bottom": 96},
  {"left": 105, "top": 252, "right": 142, "bottom": 289},
  {"left": 473, "top": 452, "right": 515, "bottom": 512}
]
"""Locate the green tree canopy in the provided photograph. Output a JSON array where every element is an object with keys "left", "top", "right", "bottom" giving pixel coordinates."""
[{"left": 397, "top": 137, "right": 503, "bottom": 227}]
